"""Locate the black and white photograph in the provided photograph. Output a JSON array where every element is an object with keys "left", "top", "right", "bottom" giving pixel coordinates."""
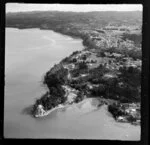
[{"left": 3, "top": 3, "right": 143, "bottom": 140}]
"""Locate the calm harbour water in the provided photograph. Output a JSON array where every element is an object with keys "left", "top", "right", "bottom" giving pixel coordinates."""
[{"left": 4, "top": 28, "right": 140, "bottom": 140}]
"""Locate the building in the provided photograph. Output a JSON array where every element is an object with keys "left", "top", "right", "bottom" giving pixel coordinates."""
[
  {"left": 35, "top": 104, "right": 46, "bottom": 117},
  {"left": 117, "top": 116, "right": 127, "bottom": 122},
  {"left": 67, "top": 64, "right": 75, "bottom": 70}
]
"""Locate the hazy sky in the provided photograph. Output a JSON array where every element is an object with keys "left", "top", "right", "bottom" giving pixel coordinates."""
[{"left": 6, "top": 3, "right": 143, "bottom": 13}]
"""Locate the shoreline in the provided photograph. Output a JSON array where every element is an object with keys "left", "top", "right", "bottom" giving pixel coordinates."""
[
  {"left": 34, "top": 97, "right": 141, "bottom": 126},
  {"left": 5, "top": 26, "right": 91, "bottom": 52},
  {"left": 34, "top": 98, "right": 102, "bottom": 118},
  {"left": 5, "top": 26, "right": 84, "bottom": 42},
  {"left": 34, "top": 104, "right": 65, "bottom": 118}
]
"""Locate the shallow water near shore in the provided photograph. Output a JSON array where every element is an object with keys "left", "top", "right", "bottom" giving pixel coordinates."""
[{"left": 4, "top": 28, "right": 140, "bottom": 140}]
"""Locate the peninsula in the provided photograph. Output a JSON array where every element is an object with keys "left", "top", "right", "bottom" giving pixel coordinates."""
[{"left": 6, "top": 11, "right": 142, "bottom": 125}]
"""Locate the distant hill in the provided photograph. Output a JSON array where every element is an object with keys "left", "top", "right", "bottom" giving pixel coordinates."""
[{"left": 6, "top": 11, "right": 142, "bottom": 31}]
